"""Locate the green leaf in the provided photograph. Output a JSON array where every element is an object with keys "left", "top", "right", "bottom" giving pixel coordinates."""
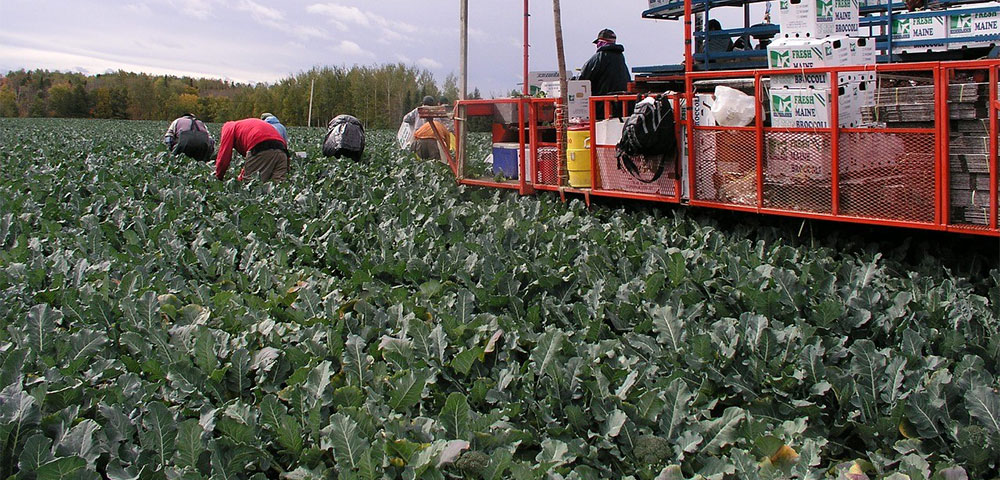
[
  {"left": 139, "top": 402, "right": 177, "bottom": 469},
  {"left": 55, "top": 419, "right": 100, "bottom": 465},
  {"left": 451, "top": 346, "right": 482, "bottom": 375},
  {"left": 529, "top": 329, "right": 564, "bottom": 378},
  {"left": 343, "top": 335, "right": 373, "bottom": 386},
  {"left": 175, "top": 418, "right": 205, "bottom": 469},
  {"left": 660, "top": 378, "right": 692, "bottom": 440},
  {"left": 323, "top": 413, "right": 367, "bottom": 471},
  {"left": 389, "top": 369, "right": 430, "bottom": 412},
  {"left": 34, "top": 456, "right": 86, "bottom": 480},
  {"left": 18, "top": 433, "right": 54, "bottom": 472},
  {"left": 259, "top": 394, "right": 287, "bottom": 430},
  {"left": 701, "top": 407, "right": 744, "bottom": 455},
  {"left": 965, "top": 386, "right": 1000, "bottom": 435},
  {"left": 440, "top": 392, "right": 470, "bottom": 440},
  {"left": 25, "top": 303, "right": 62, "bottom": 360},
  {"left": 651, "top": 305, "right": 686, "bottom": 354},
  {"left": 849, "top": 339, "right": 885, "bottom": 422}
]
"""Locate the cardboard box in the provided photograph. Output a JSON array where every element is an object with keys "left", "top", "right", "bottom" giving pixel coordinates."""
[
  {"left": 541, "top": 80, "right": 592, "bottom": 121},
  {"left": 766, "top": 134, "right": 831, "bottom": 181},
  {"left": 595, "top": 118, "right": 625, "bottom": 145},
  {"left": 834, "top": 0, "right": 860, "bottom": 35},
  {"left": 892, "top": 15, "right": 948, "bottom": 53},
  {"left": 770, "top": 86, "right": 856, "bottom": 128},
  {"left": 768, "top": 37, "right": 851, "bottom": 68},
  {"left": 693, "top": 94, "right": 716, "bottom": 126},
  {"left": 770, "top": 72, "right": 856, "bottom": 89},
  {"left": 780, "top": 0, "right": 838, "bottom": 37},
  {"left": 527, "top": 71, "right": 562, "bottom": 96},
  {"left": 845, "top": 36, "right": 876, "bottom": 64},
  {"left": 947, "top": 5, "right": 1000, "bottom": 49}
]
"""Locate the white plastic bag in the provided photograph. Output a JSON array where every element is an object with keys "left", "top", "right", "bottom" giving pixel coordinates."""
[
  {"left": 710, "top": 85, "right": 755, "bottom": 127},
  {"left": 396, "top": 122, "right": 414, "bottom": 149}
]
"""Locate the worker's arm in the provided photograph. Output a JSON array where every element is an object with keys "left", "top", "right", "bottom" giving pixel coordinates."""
[
  {"left": 579, "top": 54, "right": 601, "bottom": 82},
  {"left": 164, "top": 118, "right": 180, "bottom": 148},
  {"left": 214, "top": 123, "right": 236, "bottom": 180}
]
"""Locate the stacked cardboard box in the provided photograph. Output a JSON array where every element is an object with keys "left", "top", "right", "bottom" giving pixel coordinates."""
[
  {"left": 859, "top": 82, "right": 993, "bottom": 224},
  {"left": 768, "top": 0, "right": 875, "bottom": 128},
  {"left": 946, "top": 5, "right": 1000, "bottom": 50}
]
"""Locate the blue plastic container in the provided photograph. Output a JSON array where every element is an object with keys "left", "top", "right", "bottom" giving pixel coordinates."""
[{"left": 492, "top": 143, "right": 521, "bottom": 179}]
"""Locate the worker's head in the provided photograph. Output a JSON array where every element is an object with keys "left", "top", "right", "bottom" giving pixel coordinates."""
[
  {"left": 439, "top": 96, "right": 449, "bottom": 106},
  {"left": 593, "top": 28, "right": 617, "bottom": 45},
  {"left": 260, "top": 112, "right": 274, "bottom": 120},
  {"left": 708, "top": 19, "right": 722, "bottom": 31},
  {"left": 422, "top": 95, "right": 436, "bottom": 106}
]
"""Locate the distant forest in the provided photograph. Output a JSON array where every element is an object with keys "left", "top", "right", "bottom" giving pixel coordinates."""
[{"left": 0, "top": 65, "right": 483, "bottom": 129}]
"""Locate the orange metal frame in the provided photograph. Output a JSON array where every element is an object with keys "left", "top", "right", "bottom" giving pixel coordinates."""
[{"left": 450, "top": 2, "right": 999, "bottom": 237}]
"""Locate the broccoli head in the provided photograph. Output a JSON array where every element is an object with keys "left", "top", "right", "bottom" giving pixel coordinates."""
[
  {"left": 634, "top": 436, "right": 672, "bottom": 465},
  {"left": 453, "top": 450, "right": 491, "bottom": 474}
]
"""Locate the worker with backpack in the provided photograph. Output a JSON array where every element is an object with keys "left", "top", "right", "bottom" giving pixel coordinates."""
[
  {"left": 323, "top": 114, "right": 365, "bottom": 161},
  {"left": 164, "top": 113, "right": 215, "bottom": 162}
]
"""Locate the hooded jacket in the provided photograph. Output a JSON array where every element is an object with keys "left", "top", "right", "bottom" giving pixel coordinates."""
[
  {"left": 263, "top": 115, "right": 289, "bottom": 143},
  {"left": 579, "top": 43, "right": 631, "bottom": 97}
]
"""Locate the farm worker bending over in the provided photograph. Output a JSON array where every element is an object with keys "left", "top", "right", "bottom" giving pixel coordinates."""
[
  {"left": 164, "top": 113, "right": 215, "bottom": 162},
  {"left": 579, "top": 28, "right": 630, "bottom": 118},
  {"left": 322, "top": 114, "right": 365, "bottom": 161},
  {"left": 411, "top": 120, "right": 452, "bottom": 162},
  {"left": 215, "top": 118, "right": 290, "bottom": 182},
  {"left": 260, "top": 113, "right": 289, "bottom": 143}
]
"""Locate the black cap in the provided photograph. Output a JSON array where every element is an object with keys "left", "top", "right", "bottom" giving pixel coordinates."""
[
  {"left": 422, "top": 96, "right": 436, "bottom": 105},
  {"left": 593, "top": 28, "right": 617, "bottom": 44}
]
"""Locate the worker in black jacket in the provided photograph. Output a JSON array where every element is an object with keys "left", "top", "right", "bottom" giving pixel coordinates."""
[{"left": 579, "top": 29, "right": 631, "bottom": 118}]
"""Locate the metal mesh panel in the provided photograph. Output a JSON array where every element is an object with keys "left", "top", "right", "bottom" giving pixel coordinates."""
[
  {"left": 763, "top": 131, "right": 832, "bottom": 214},
  {"left": 534, "top": 146, "right": 559, "bottom": 186},
  {"left": 838, "top": 132, "right": 935, "bottom": 223},
  {"left": 693, "top": 129, "right": 757, "bottom": 206},
  {"left": 595, "top": 146, "right": 676, "bottom": 196}
]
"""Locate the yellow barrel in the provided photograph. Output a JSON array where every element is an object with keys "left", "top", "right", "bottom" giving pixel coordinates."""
[
  {"left": 567, "top": 148, "right": 592, "bottom": 187},
  {"left": 568, "top": 170, "right": 592, "bottom": 187},
  {"left": 567, "top": 127, "right": 590, "bottom": 150},
  {"left": 567, "top": 148, "right": 591, "bottom": 170}
]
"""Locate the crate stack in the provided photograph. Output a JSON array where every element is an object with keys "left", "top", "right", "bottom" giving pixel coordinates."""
[{"left": 859, "top": 81, "right": 993, "bottom": 225}]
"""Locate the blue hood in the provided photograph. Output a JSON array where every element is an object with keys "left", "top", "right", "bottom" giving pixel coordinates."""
[{"left": 264, "top": 116, "right": 282, "bottom": 125}]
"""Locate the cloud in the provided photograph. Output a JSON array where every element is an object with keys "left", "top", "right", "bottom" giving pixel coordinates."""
[
  {"left": 236, "top": 0, "right": 284, "bottom": 26},
  {"left": 168, "top": 0, "right": 213, "bottom": 20},
  {"left": 335, "top": 40, "right": 374, "bottom": 58},
  {"left": 307, "top": 3, "right": 417, "bottom": 43},
  {"left": 416, "top": 57, "right": 442, "bottom": 70},
  {"left": 124, "top": 3, "right": 152, "bottom": 16}
]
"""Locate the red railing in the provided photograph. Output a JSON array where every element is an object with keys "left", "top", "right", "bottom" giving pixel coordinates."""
[{"left": 453, "top": 59, "right": 999, "bottom": 236}]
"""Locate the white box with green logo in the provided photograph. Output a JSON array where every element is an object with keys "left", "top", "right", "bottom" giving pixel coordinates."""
[
  {"left": 833, "top": 0, "right": 860, "bottom": 35},
  {"left": 770, "top": 72, "right": 856, "bottom": 89},
  {"left": 845, "top": 37, "right": 876, "bottom": 64},
  {"left": 769, "top": 86, "right": 855, "bottom": 128},
  {"left": 768, "top": 37, "right": 851, "bottom": 68},
  {"left": 780, "top": 0, "right": 838, "bottom": 37},
  {"left": 892, "top": 15, "right": 948, "bottom": 53},
  {"left": 947, "top": 5, "right": 1000, "bottom": 49}
]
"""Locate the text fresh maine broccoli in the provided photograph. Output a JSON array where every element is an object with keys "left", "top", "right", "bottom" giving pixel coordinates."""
[
  {"left": 634, "top": 436, "right": 672, "bottom": 465},
  {"left": 453, "top": 450, "right": 491, "bottom": 473}
]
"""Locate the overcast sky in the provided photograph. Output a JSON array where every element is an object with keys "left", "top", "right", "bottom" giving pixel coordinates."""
[{"left": 0, "top": 0, "right": 760, "bottom": 96}]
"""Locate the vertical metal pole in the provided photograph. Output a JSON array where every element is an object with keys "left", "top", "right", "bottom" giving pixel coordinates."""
[
  {"left": 460, "top": 0, "right": 468, "bottom": 100},
  {"left": 991, "top": 66, "right": 998, "bottom": 230},
  {"left": 685, "top": 0, "right": 693, "bottom": 74},
  {"left": 941, "top": 66, "right": 951, "bottom": 226},
  {"left": 831, "top": 73, "right": 841, "bottom": 216},
  {"left": 755, "top": 72, "right": 764, "bottom": 210},
  {"left": 307, "top": 78, "right": 315, "bottom": 127},
  {"left": 524, "top": 0, "right": 530, "bottom": 96}
]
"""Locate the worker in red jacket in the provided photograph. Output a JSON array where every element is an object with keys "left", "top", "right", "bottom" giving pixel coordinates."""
[{"left": 214, "top": 118, "right": 290, "bottom": 181}]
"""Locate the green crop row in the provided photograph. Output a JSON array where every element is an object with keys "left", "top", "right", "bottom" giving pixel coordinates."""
[{"left": 0, "top": 118, "right": 997, "bottom": 479}]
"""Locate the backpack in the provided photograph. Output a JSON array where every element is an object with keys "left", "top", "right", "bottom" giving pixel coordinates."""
[
  {"left": 323, "top": 115, "right": 365, "bottom": 160},
  {"left": 172, "top": 117, "right": 212, "bottom": 162},
  {"left": 615, "top": 94, "right": 677, "bottom": 183}
]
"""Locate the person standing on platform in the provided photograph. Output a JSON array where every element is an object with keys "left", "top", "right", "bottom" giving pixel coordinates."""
[{"left": 579, "top": 28, "right": 631, "bottom": 118}]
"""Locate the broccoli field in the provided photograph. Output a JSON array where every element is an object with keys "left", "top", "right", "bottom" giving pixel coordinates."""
[{"left": 0, "top": 117, "right": 998, "bottom": 479}]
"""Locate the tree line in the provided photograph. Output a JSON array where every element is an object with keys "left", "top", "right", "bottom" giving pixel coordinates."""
[{"left": 0, "top": 66, "right": 484, "bottom": 129}]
